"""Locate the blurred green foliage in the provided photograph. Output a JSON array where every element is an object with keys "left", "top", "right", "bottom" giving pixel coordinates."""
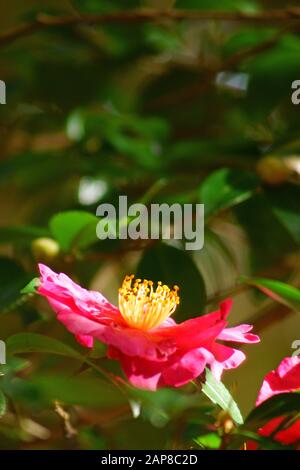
[{"left": 1, "top": 0, "right": 300, "bottom": 450}]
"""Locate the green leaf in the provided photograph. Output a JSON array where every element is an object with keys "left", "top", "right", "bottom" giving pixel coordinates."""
[
  {"left": 245, "top": 393, "right": 300, "bottom": 430},
  {"left": 72, "top": 0, "right": 114, "bottom": 14},
  {"left": 0, "top": 226, "right": 49, "bottom": 244},
  {"left": 7, "top": 333, "right": 83, "bottom": 360},
  {"left": 49, "top": 211, "right": 98, "bottom": 252},
  {"left": 243, "top": 277, "right": 300, "bottom": 310},
  {"left": 223, "top": 28, "right": 275, "bottom": 57},
  {"left": 0, "top": 389, "right": 6, "bottom": 417},
  {"left": 194, "top": 432, "right": 221, "bottom": 449},
  {"left": 235, "top": 194, "right": 296, "bottom": 270},
  {"left": 6, "top": 333, "right": 113, "bottom": 384},
  {"left": 20, "top": 277, "right": 40, "bottom": 295},
  {"left": 0, "top": 151, "right": 75, "bottom": 188},
  {"left": 241, "top": 35, "right": 300, "bottom": 115},
  {"left": 4, "top": 374, "right": 126, "bottom": 409},
  {"left": 200, "top": 169, "right": 258, "bottom": 216},
  {"left": 0, "top": 257, "right": 32, "bottom": 311},
  {"left": 0, "top": 356, "right": 30, "bottom": 376},
  {"left": 202, "top": 368, "right": 244, "bottom": 425},
  {"left": 67, "top": 109, "right": 168, "bottom": 170},
  {"left": 232, "top": 429, "right": 293, "bottom": 450},
  {"left": 266, "top": 186, "right": 300, "bottom": 245},
  {"left": 205, "top": 228, "right": 237, "bottom": 271},
  {"left": 34, "top": 375, "right": 126, "bottom": 407},
  {"left": 136, "top": 243, "right": 206, "bottom": 320},
  {"left": 132, "top": 387, "right": 200, "bottom": 426},
  {"left": 145, "top": 24, "right": 182, "bottom": 53}
]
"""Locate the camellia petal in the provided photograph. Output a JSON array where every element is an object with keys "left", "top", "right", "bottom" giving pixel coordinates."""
[
  {"left": 218, "top": 324, "right": 260, "bottom": 344},
  {"left": 108, "top": 346, "right": 208, "bottom": 390},
  {"left": 256, "top": 356, "right": 300, "bottom": 406},
  {"left": 248, "top": 356, "right": 300, "bottom": 450}
]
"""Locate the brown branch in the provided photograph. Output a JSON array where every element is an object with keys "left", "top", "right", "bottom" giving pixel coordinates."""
[
  {"left": 147, "top": 21, "right": 300, "bottom": 109},
  {"left": 2, "top": 8, "right": 300, "bottom": 49}
]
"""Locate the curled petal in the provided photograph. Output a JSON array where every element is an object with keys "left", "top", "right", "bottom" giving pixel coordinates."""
[
  {"left": 218, "top": 324, "right": 260, "bottom": 344},
  {"left": 38, "top": 263, "right": 120, "bottom": 320},
  {"left": 202, "top": 344, "right": 246, "bottom": 381}
]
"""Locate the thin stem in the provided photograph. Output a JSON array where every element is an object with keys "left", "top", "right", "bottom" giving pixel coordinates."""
[
  {"left": 2, "top": 8, "right": 300, "bottom": 49},
  {"left": 138, "top": 178, "right": 167, "bottom": 205},
  {"left": 82, "top": 356, "right": 127, "bottom": 395},
  {"left": 71, "top": 348, "right": 129, "bottom": 398},
  {"left": 206, "top": 283, "right": 250, "bottom": 305}
]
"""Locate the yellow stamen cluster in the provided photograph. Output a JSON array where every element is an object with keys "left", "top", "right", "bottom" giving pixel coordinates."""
[{"left": 118, "top": 275, "right": 180, "bottom": 331}]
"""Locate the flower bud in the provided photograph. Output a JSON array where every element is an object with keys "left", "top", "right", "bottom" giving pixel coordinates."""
[
  {"left": 216, "top": 410, "right": 235, "bottom": 435},
  {"left": 256, "top": 156, "right": 290, "bottom": 185},
  {"left": 31, "top": 237, "right": 60, "bottom": 262}
]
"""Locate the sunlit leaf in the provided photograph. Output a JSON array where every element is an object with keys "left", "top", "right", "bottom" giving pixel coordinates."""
[
  {"left": 194, "top": 432, "right": 221, "bottom": 449},
  {"left": 49, "top": 211, "right": 98, "bottom": 252},
  {"left": 0, "top": 389, "right": 6, "bottom": 417},
  {"left": 200, "top": 169, "right": 258, "bottom": 216},
  {"left": 202, "top": 368, "right": 244, "bottom": 425},
  {"left": 20, "top": 278, "right": 40, "bottom": 295}
]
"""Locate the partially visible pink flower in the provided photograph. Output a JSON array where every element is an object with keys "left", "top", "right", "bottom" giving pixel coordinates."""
[
  {"left": 259, "top": 416, "right": 300, "bottom": 447},
  {"left": 38, "top": 264, "right": 259, "bottom": 390},
  {"left": 247, "top": 416, "right": 300, "bottom": 450},
  {"left": 256, "top": 356, "right": 300, "bottom": 406},
  {"left": 247, "top": 356, "right": 300, "bottom": 450}
]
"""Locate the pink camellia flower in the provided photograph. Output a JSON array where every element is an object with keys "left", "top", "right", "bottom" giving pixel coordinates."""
[
  {"left": 37, "top": 264, "right": 259, "bottom": 390},
  {"left": 247, "top": 356, "right": 300, "bottom": 450},
  {"left": 256, "top": 356, "right": 300, "bottom": 406},
  {"left": 247, "top": 416, "right": 300, "bottom": 449}
]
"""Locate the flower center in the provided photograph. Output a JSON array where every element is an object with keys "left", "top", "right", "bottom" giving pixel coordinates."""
[{"left": 118, "top": 275, "right": 180, "bottom": 331}]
